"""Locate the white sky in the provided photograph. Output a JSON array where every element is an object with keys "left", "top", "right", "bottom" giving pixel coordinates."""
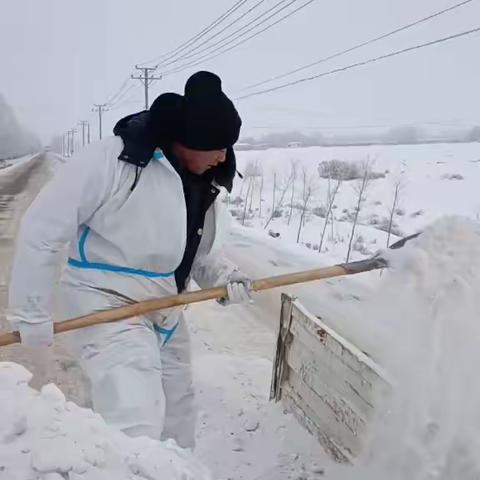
[{"left": 1, "top": 0, "right": 479, "bottom": 142}]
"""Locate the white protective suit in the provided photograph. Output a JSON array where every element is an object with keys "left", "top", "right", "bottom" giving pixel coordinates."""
[{"left": 8, "top": 136, "right": 239, "bottom": 448}]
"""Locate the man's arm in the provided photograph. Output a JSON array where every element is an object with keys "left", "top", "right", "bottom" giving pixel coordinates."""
[
  {"left": 191, "top": 200, "right": 253, "bottom": 305},
  {"left": 7, "top": 142, "right": 115, "bottom": 345}
]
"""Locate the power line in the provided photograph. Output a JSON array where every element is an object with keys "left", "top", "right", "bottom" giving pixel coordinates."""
[
  {"left": 108, "top": 85, "right": 144, "bottom": 111},
  {"left": 241, "top": 0, "right": 476, "bottom": 91},
  {"left": 106, "top": 75, "right": 132, "bottom": 105},
  {"left": 160, "top": 0, "right": 316, "bottom": 77},
  {"left": 138, "top": 0, "right": 250, "bottom": 67},
  {"left": 236, "top": 26, "right": 480, "bottom": 100},
  {"left": 157, "top": 0, "right": 279, "bottom": 69},
  {"left": 160, "top": 0, "right": 307, "bottom": 73},
  {"left": 108, "top": 83, "right": 140, "bottom": 108}
]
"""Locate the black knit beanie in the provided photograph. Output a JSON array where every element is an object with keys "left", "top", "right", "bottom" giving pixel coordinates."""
[{"left": 150, "top": 71, "right": 242, "bottom": 150}]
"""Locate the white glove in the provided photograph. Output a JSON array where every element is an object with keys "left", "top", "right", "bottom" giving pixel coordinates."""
[
  {"left": 218, "top": 271, "right": 254, "bottom": 306},
  {"left": 17, "top": 321, "right": 54, "bottom": 348}
]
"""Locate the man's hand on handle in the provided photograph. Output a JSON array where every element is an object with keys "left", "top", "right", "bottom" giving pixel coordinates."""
[
  {"left": 17, "top": 321, "right": 54, "bottom": 347},
  {"left": 218, "top": 270, "right": 254, "bottom": 306}
]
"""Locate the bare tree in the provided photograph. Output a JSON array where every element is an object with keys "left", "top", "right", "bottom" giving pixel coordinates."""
[
  {"left": 386, "top": 177, "right": 404, "bottom": 247},
  {"left": 296, "top": 168, "right": 315, "bottom": 243},
  {"left": 346, "top": 160, "right": 372, "bottom": 262},
  {"left": 319, "top": 177, "right": 342, "bottom": 253},
  {"left": 287, "top": 160, "right": 298, "bottom": 225},
  {"left": 264, "top": 171, "right": 294, "bottom": 229},
  {"left": 259, "top": 172, "right": 264, "bottom": 218},
  {"left": 272, "top": 171, "right": 277, "bottom": 214},
  {"left": 239, "top": 176, "right": 246, "bottom": 198},
  {"left": 329, "top": 177, "right": 336, "bottom": 243},
  {"left": 241, "top": 177, "right": 253, "bottom": 226},
  {"left": 247, "top": 176, "right": 255, "bottom": 214}
]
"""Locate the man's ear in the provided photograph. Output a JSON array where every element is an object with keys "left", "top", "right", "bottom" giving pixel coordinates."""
[{"left": 213, "top": 146, "right": 236, "bottom": 192}]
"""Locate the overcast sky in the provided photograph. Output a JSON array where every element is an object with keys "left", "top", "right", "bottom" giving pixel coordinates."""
[{"left": 1, "top": 0, "right": 479, "bottom": 142}]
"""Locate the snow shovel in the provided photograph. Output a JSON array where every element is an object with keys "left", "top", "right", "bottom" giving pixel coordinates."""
[{"left": 0, "top": 233, "right": 419, "bottom": 347}]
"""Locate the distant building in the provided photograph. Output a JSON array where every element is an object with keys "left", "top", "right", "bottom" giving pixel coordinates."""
[{"left": 287, "top": 141, "right": 302, "bottom": 148}]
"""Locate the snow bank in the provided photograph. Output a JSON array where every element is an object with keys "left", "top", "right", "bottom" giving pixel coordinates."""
[
  {"left": 329, "top": 216, "right": 480, "bottom": 479},
  {"left": 0, "top": 362, "right": 211, "bottom": 480}
]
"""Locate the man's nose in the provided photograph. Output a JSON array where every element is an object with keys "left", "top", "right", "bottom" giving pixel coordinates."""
[{"left": 217, "top": 151, "right": 226, "bottom": 163}]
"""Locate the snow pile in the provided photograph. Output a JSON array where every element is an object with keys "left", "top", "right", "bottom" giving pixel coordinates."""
[
  {"left": 331, "top": 216, "right": 480, "bottom": 479},
  {"left": 0, "top": 362, "right": 211, "bottom": 480}
]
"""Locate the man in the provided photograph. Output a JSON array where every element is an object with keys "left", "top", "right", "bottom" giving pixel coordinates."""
[{"left": 7, "top": 71, "right": 252, "bottom": 449}]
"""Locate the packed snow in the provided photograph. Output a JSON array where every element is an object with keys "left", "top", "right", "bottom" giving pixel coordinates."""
[{"left": 0, "top": 362, "right": 211, "bottom": 480}]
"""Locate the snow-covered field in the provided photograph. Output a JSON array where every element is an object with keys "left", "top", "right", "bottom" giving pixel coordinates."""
[{"left": 231, "top": 142, "right": 480, "bottom": 264}]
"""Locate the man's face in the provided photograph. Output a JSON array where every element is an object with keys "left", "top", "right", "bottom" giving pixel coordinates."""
[{"left": 174, "top": 143, "right": 227, "bottom": 175}]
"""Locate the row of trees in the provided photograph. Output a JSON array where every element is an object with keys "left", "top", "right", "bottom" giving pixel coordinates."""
[
  {"left": 228, "top": 158, "right": 405, "bottom": 261},
  {"left": 0, "top": 94, "right": 40, "bottom": 161},
  {"left": 239, "top": 125, "right": 480, "bottom": 149}
]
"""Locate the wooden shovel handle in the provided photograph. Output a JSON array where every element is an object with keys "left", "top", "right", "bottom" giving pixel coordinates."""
[{"left": 0, "top": 257, "right": 385, "bottom": 347}]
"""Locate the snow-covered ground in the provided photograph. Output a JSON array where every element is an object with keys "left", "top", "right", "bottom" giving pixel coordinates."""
[
  {"left": 0, "top": 362, "right": 211, "bottom": 480},
  {"left": 2, "top": 142, "right": 480, "bottom": 479}
]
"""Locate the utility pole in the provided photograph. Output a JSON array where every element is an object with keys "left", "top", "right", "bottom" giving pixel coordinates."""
[
  {"left": 67, "top": 131, "right": 72, "bottom": 157},
  {"left": 131, "top": 66, "right": 162, "bottom": 109},
  {"left": 68, "top": 129, "right": 77, "bottom": 156},
  {"left": 92, "top": 104, "right": 108, "bottom": 140},
  {"left": 78, "top": 120, "right": 89, "bottom": 147},
  {"left": 62, "top": 133, "right": 68, "bottom": 157}
]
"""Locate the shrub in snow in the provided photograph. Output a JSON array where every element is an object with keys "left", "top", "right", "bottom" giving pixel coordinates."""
[
  {"left": 312, "top": 206, "right": 327, "bottom": 218},
  {"left": 374, "top": 217, "right": 403, "bottom": 237},
  {"left": 395, "top": 208, "right": 406, "bottom": 216},
  {"left": 340, "top": 210, "right": 356, "bottom": 223},
  {"left": 353, "top": 235, "right": 371, "bottom": 256},
  {"left": 368, "top": 214, "right": 380, "bottom": 225},
  {"left": 0, "top": 362, "right": 211, "bottom": 480},
  {"left": 230, "top": 196, "right": 244, "bottom": 206},
  {"left": 410, "top": 210, "right": 424, "bottom": 218},
  {"left": 271, "top": 209, "right": 283, "bottom": 219},
  {"left": 441, "top": 173, "right": 464, "bottom": 180},
  {"left": 318, "top": 159, "right": 385, "bottom": 181},
  {"left": 229, "top": 208, "right": 243, "bottom": 218}
]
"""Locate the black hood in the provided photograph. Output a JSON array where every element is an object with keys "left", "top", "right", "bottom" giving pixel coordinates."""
[{"left": 113, "top": 109, "right": 237, "bottom": 192}]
